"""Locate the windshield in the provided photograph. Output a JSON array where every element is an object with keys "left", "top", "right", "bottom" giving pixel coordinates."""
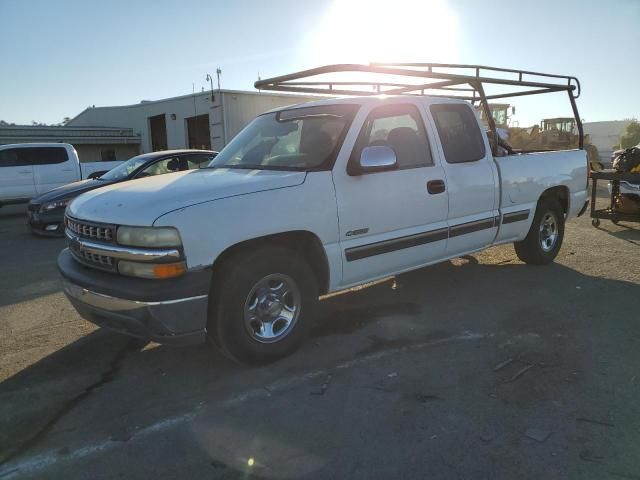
[
  {"left": 99, "top": 154, "right": 150, "bottom": 181},
  {"left": 210, "top": 104, "right": 358, "bottom": 171}
]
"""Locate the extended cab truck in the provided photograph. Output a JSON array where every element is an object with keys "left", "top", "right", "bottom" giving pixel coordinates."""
[
  {"left": 57, "top": 65, "right": 589, "bottom": 364},
  {"left": 0, "top": 143, "right": 123, "bottom": 207}
]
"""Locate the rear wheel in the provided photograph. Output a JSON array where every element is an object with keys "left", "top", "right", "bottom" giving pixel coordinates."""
[
  {"left": 208, "top": 246, "right": 317, "bottom": 364},
  {"left": 514, "top": 197, "right": 565, "bottom": 265}
]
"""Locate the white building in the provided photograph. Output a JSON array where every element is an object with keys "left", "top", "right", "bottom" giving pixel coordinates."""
[
  {"left": 67, "top": 90, "right": 317, "bottom": 153},
  {"left": 583, "top": 120, "right": 632, "bottom": 163}
]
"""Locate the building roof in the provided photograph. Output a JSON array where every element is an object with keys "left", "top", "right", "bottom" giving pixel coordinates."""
[
  {"left": 0, "top": 125, "right": 140, "bottom": 145},
  {"left": 67, "top": 89, "right": 321, "bottom": 125}
]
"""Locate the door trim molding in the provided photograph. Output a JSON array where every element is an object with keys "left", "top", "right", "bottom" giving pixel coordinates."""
[
  {"left": 448, "top": 217, "right": 497, "bottom": 238},
  {"left": 345, "top": 227, "right": 448, "bottom": 261},
  {"left": 502, "top": 209, "right": 530, "bottom": 224},
  {"left": 344, "top": 213, "right": 514, "bottom": 262}
]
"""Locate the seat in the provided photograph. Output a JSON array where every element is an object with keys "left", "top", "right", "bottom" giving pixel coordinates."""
[
  {"left": 387, "top": 127, "right": 423, "bottom": 167},
  {"left": 300, "top": 130, "right": 333, "bottom": 167}
]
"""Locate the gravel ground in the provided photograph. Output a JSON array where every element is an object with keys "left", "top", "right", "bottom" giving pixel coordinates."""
[{"left": 0, "top": 198, "right": 639, "bottom": 480}]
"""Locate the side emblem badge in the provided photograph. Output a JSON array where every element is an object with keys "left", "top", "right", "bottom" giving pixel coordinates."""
[{"left": 346, "top": 228, "right": 369, "bottom": 237}]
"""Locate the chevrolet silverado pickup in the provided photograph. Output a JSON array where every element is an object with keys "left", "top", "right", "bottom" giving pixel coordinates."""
[{"left": 57, "top": 64, "right": 589, "bottom": 364}]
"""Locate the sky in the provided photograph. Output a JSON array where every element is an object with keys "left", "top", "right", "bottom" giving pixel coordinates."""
[{"left": 0, "top": 0, "right": 638, "bottom": 127}]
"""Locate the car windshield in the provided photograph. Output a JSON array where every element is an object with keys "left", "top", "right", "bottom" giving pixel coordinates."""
[
  {"left": 209, "top": 104, "right": 358, "bottom": 171},
  {"left": 99, "top": 154, "right": 151, "bottom": 181}
]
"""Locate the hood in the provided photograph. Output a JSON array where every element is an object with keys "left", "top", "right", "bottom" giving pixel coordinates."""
[
  {"left": 32, "top": 179, "right": 117, "bottom": 204},
  {"left": 67, "top": 168, "right": 306, "bottom": 226}
]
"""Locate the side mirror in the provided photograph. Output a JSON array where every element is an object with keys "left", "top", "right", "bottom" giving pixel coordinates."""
[{"left": 356, "top": 146, "right": 397, "bottom": 174}]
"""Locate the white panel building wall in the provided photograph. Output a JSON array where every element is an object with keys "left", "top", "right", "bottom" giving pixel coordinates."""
[
  {"left": 583, "top": 120, "right": 632, "bottom": 163},
  {"left": 68, "top": 90, "right": 317, "bottom": 153}
]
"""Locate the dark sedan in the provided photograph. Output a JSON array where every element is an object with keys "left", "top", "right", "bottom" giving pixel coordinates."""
[{"left": 28, "top": 149, "right": 217, "bottom": 236}]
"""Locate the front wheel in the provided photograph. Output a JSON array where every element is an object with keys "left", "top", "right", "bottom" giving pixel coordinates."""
[
  {"left": 514, "top": 197, "right": 565, "bottom": 265},
  {"left": 208, "top": 246, "right": 317, "bottom": 364}
]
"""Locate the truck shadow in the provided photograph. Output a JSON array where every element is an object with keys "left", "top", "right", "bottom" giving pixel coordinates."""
[{"left": 2, "top": 257, "right": 639, "bottom": 467}]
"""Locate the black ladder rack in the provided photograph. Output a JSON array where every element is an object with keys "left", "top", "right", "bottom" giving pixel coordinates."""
[{"left": 254, "top": 63, "right": 584, "bottom": 152}]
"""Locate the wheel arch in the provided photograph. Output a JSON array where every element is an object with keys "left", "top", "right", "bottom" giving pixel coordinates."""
[
  {"left": 211, "top": 230, "right": 331, "bottom": 295},
  {"left": 539, "top": 185, "right": 569, "bottom": 215}
]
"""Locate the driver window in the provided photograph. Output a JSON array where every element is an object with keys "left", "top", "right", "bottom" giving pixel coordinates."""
[
  {"left": 138, "top": 157, "right": 181, "bottom": 177},
  {"left": 353, "top": 104, "right": 433, "bottom": 170}
]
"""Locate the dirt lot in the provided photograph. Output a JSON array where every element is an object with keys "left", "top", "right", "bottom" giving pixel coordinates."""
[{"left": 1, "top": 200, "right": 639, "bottom": 480}]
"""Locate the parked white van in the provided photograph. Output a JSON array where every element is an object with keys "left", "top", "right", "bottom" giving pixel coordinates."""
[{"left": 0, "top": 143, "right": 122, "bottom": 206}]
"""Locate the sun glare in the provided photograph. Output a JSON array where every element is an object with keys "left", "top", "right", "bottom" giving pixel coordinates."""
[{"left": 307, "top": 0, "right": 459, "bottom": 65}]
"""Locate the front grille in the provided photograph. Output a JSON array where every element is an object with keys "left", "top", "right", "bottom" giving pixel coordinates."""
[
  {"left": 28, "top": 203, "right": 40, "bottom": 212},
  {"left": 66, "top": 215, "right": 117, "bottom": 272},
  {"left": 69, "top": 244, "right": 117, "bottom": 272},
  {"left": 76, "top": 249, "right": 114, "bottom": 267},
  {"left": 65, "top": 216, "right": 114, "bottom": 242}
]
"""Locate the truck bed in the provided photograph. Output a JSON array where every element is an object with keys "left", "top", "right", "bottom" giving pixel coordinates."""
[{"left": 494, "top": 149, "right": 588, "bottom": 243}]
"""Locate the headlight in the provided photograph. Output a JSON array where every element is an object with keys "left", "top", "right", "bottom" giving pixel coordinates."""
[
  {"left": 117, "top": 260, "right": 186, "bottom": 279},
  {"left": 116, "top": 226, "right": 182, "bottom": 247},
  {"left": 41, "top": 199, "right": 70, "bottom": 212}
]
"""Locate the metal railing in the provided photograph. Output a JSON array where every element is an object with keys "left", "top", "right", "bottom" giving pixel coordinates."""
[{"left": 254, "top": 63, "right": 584, "bottom": 151}]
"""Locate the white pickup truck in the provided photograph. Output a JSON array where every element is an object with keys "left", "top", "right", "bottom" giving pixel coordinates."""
[
  {"left": 58, "top": 65, "right": 589, "bottom": 364},
  {"left": 0, "top": 143, "right": 122, "bottom": 206}
]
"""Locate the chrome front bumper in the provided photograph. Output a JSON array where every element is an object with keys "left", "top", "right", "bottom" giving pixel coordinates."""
[{"left": 62, "top": 278, "right": 208, "bottom": 345}]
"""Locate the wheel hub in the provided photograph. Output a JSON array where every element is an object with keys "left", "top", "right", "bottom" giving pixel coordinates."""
[
  {"left": 539, "top": 212, "right": 558, "bottom": 252},
  {"left": 244, "top": 274, "right": 301, "bottom": 343},
  {"left": 257, "top": 294, "right": 283, "bottom": 319}
]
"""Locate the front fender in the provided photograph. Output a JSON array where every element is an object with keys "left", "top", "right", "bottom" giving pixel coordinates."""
[{"left": 153, "top": 172, "right": 343, "bottom": 289}]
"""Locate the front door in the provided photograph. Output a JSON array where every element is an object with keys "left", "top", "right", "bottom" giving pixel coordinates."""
[
  {"left": 0, "top": 147, "right": 35, "bottom": 201},
  {"left": 334, "top": 103, "right": 449, "bottom": 287},
  {"left": 428, "top": 103, "right": 498, "bottom": 256}
]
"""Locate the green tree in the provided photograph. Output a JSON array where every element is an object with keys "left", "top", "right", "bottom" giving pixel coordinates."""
[{"left": 619, "top": 119, "right": 640, "bottom": 149}]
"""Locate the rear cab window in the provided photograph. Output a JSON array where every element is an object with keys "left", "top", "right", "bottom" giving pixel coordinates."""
[
  {"left": 430, "top": 103, "right": 486, "bottom": 163},
  {"left": 352, "top": 103, "right": 433, "bottom": 171}
]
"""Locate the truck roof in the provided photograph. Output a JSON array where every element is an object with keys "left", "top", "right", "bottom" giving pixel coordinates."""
[{"left": 263, "top": 94, "right": 467, "bottom": 115}]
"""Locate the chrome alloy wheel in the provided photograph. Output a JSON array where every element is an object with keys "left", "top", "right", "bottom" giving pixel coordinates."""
[
  {"left": 539, "top": 211, "right": 559, "bottom": 252},
  {"left": 243, "top": 274, "right": 301, "bottom": 343}
]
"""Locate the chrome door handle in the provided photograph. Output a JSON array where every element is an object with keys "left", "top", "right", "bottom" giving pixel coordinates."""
[{"left": 18, "top": 170, "right": 31, "bottom": 174}]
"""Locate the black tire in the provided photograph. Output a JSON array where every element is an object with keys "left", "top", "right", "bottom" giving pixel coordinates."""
[
  {"left": 514, "top": 196, "right": 565, "bottom": 265},
  {"left": 207, "top": 246, "right": 318, "bottom": 364}
]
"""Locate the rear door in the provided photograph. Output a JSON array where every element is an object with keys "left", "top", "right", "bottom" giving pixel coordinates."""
[
  {"left": 0, "top": 147, "right": 36, "bottom": 201},
  {"left": 428, "top": 102, "right": 499, "bottom": 255},
  {"left": 334, "top": 102, "right": 449, "bottom": 286},
  {"left": 32, "top": 146, "right": 79, "bottom": 194}
]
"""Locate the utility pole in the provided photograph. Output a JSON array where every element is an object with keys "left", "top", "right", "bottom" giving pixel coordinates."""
[{"left": 216, "top": 67, "right": 222, "bottom": 91}]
